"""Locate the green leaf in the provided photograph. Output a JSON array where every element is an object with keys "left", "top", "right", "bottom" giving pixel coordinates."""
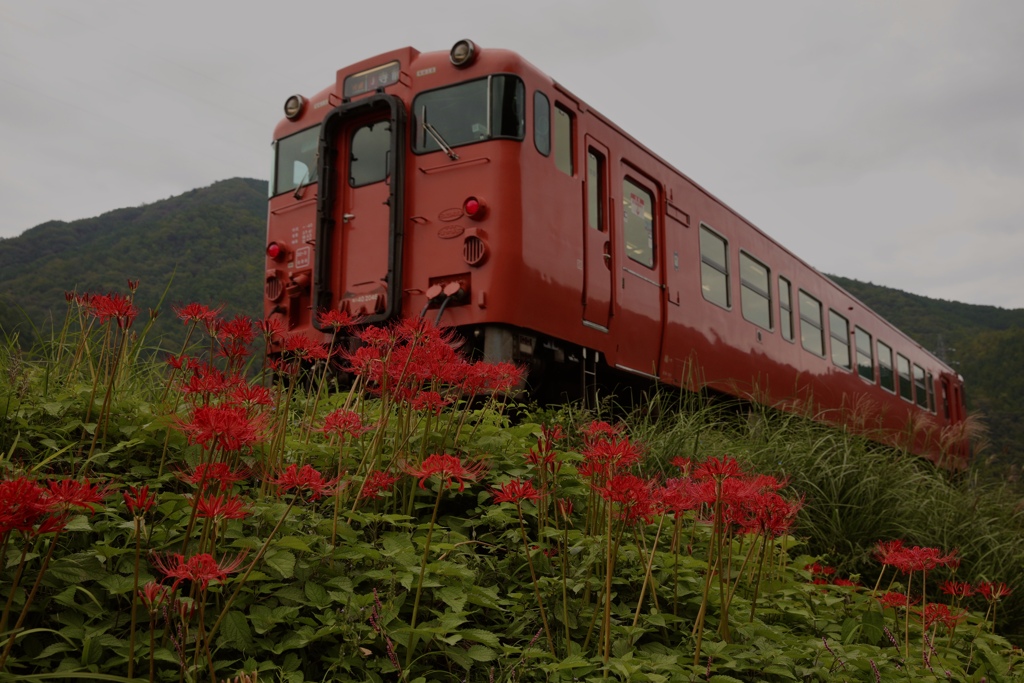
[
  {"left": 264, "top": 549, "right": 296, "bottom": 579},
  {"left": 219, "top": 609, "right": 255, "bottom": 650},
  {"left": 275, "top": 535, "right": 313, "bottom": 552},
  {"left": 304, "top": 580, "right": 330, "bottom": 608},
  {"left": 466, "top": 644, "right": 497, "bottom": 662},
  {"left": 458, "top": 628, "right": 500, "bottom": 648},
  {"left": 438, "top": 585, "right": 468, "bottom": 612},
  {"left": 99, "top": 573, "right": 136, "bottom": 595}
]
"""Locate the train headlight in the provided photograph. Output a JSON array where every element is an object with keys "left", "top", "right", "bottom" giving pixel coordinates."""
[
  {"left": 450, "top": 40, "right": 478, "bottom": 67},
  {"left": 283, "top": 95, "right": 305, "bottom": 120}
]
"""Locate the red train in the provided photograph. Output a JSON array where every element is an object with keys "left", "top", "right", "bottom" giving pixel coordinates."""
[{"left": 263, "top": 40, "right": 969, "bottom": 465}]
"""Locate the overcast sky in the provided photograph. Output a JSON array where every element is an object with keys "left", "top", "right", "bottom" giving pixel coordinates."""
[{"left": 2, "top": 1, "right": 1022, "bottom": 308}]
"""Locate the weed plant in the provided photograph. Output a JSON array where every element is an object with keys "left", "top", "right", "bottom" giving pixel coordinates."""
[{"left": 1, "top": 288, "right": 1023, "bottom": 682}]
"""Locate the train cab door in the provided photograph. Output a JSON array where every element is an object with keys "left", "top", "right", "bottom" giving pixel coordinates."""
[
  {"left": 582, "top": 138, "right": 612, "bottom": 331},
  {"left": 613, "top": 168, "right": 665, "bottom": 378},
  {"left": 314, "top": 94, "right": 406, "bottom": 326}
]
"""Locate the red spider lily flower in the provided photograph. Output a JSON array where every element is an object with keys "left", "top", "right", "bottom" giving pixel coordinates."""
[
  {"left": 178, "top": 362, "right": 232, "bottom": 398},
  {"left": 151, "top": 551, "right": 248, "bottom": 592},
  {"left": 582, "top": 420, "right": 622, "bottom": 443},
  {"left": 484, "top": 361, "right": 525, "bottom": 393},
  {"left": 192, "top": 493, "right": 250, "bottom": 520},
  {"left": 405, "top": 453, "right": 486, "bottom": 492},
  {"left": 127, "top": 278, "right": 139, "bottom": 293},
  {"left": 670, "top": 456, "right": 692, "bottom": 476},
  {"left": 885, "top": 544, "right": 958, "bottom": 574},
  {"left": 272, "top": 464, "right": 342, "bottom": 501},
  {"left": 178, "top": 404, "right": 265, "bottom": 453},
  {"left": 360, "top": 470, "right": 400, "bottom": 500},
  {"left": 88, "top": 293, "right": 139, "bottom": 329},
  {"left": 977, "top": 581, "right": 1013, "bottom": 602},
  {"left": 920, "top": 603, "right": 967, "bottom": 631},
  {"left": 166, "top": 353, "right": 187, "bottom": 370},
  {"left": 693, "top": 455, "right": 744, "bottom": 481},
  {"left": 578, "top": 436, "right": 645, "bottom": 480},
  {"left": 138, "top": 581, "right": 172, "bottom": 613},
  {"left": 556, "top": 498, "right": 574, "bottom": 520},
  {"left": 123, "top": 485, "right": 156, "bottom": 516},
  {"left": 658, "top": 477, "right": 703, "bottom": 516},
  {"left": 257, "top": 316, "right": 287, "bottom": 340},
  {"left": 941, "top": 580, "right": 975, "bottom": 599},
  {"left": 284, "top": 333, "right": 331, "bottom": 361},
  {"left": 877, "top": 591, "right": 916, "bottom": 610},
  {"left": 218, "top": 315, "right": 257, "bottom": 345},
  {"left": 526, "top": 424, "right": 563, "bottom": 471},
  {"left": 230, "top": 383, "right": 275, "bottom": 409},
  {"left": 409, "top": 390, "right": 450, "bottom": 415},
  {"left": 322, "top": 409, "right": 370, "bottom": 440},
  {"left": 173, "top": 302, "right": 222, "bottom": 326},
  {"left": 594, "top": 473, "right": 659, "bottom": 524},
  {"left": 45, "top": 478, "right": 109, "bottom": 513},
  {"left": 178, "top": 462, "right": 250, "bottom": 492},
  {"left": 0, "top": 476, "right": 51, "bottom": 535},
  {"left": 491, "top": 479, "right": 541, "bottom": 505},
  {"left": 873, "top": 539, "right": 906, "bottom": 565},
  {"left": 317, "top": 308, "right": 357, "bottom": 329},
  {"left": 832, "top": 578, "right": 860, "bottom": 588}
]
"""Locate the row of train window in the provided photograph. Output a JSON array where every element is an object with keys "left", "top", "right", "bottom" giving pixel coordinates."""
[
  {"left": 534, "top": 93, "right": 937, "bottom": 414},
  {"left": 699, "top": 224, "right": 937, "bottom": 414}
]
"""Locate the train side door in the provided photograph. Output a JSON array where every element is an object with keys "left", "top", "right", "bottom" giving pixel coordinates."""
[
  {"left": 613, "top": 169, "right": 664, "bottom": 378},
  {"left": 582, "top": 138, "right": 612, "bottom": 330},
  {"left": 314, "top": 95, "right": 406, "bottom": 325}
]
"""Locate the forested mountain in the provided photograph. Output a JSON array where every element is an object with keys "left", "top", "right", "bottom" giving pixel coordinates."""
[
  {"left": 0, "top": 181, "right": 1020, "bottom": 463},
  {"left": 0, "top": 178, "right": 266, "bottom": 350}
]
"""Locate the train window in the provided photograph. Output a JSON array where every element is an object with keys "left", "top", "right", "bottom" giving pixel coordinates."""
[
  {"left": 700, "top": 225, "right": 730, "bottom": 308},
  {"left": 349, "top": 121, "right": 391, "bottom": 187},
  {"left": 534, "top": 91, "right": 550, "bottom": 156},
  {"left": 913, "top": 364, "right": 928, "bottom": 409},
  {"left": 623, "top": 179, "right": 654, "bottom": 268},
  {"left": 878, "top": 341, "right": 895, "bottom": 393},
  {"left": 413, "top": 75, "right": 525, "bottom": 155},
  {"left": 740, "top": 252, "right": 772, "bottom": 330},
  {"left": 587, "top": 150, "right": 605, "bottom": 231},
  {"left": 828, "top": 310, "right": 851, "bottom": 370},
  {"left": 897, "top": 354, "right": 913, "bottom": 402},
  {"left": 272, "top": 126, "right": 319, "bottom": 196},
  {"left": 779, "top": 277, "right": 794, "bottom": 341},
  {"left": 942, "top": 382, "right": 950, "bottom": 419},
  {"left": 927, "top": 371, "right": 936, "bottom": 413},
  {"left": 798, "top": 290, "right": 824, "bottom": 357},
  {"left": 554, "top": 104, "right": 574, "bottom": 175},
  {"left": 855, "top": 326, "right": 874, "bottom": 382}
]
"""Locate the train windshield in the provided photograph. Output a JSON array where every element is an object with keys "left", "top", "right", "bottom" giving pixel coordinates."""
[
  {"left": 413, "top": 75, "right": 525, "bottom": 154},
  {"left": 271, "top": 126, "right": 319, "bottom": 196}
]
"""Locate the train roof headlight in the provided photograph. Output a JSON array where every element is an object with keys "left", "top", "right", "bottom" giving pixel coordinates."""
[
  {"left": 450, "top": 40, "right": 478, "bottom": 67},
  {"left": 283, "top": 95, "right": 305, "bottom": 120}
]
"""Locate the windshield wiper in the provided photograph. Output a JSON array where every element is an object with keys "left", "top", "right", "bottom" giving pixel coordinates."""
[
  {"left": 422, "top": 118, "right": 459, "bottom": 161},
  {"left": 293, "top": 153, "right": 318, "bottom": 199}
]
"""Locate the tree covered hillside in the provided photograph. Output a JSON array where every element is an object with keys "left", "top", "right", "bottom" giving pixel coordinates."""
[{"left": 0, "top": 178, "right": 266, "bottom": 349}]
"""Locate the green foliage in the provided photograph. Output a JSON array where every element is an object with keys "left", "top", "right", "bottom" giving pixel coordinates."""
[{"left": 3, "top": 297, "right": 1024, "bottom": 682}]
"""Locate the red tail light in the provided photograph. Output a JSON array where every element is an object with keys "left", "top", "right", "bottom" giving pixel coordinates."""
[
  {"left": 463, "top": 196, "right": 486, "bottom": 219},
  {"left": 267, "top": 242, "right": 285, "bottom": 261}
]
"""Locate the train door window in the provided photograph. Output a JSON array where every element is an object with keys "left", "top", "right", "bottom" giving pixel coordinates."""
[
  {"left": 349, "top": 121, "right": 392, "bottom": 187},
  {"left": 878, "top": 341, "right": 895, "bottom": 393},
  {"left": 913, "top": 364, "right": 928, "bottom": 409},
  {"left": 779, "top": 276, "right": 794, "bottom": 341},
  {"left": 554, "top": 104, "right": 574, "bottom": 175},
  {"left": 927, "top": 372, "right": 936, "bottom": 413},
  {"left": 897, "top": 354, "right": 913, "bottom": 402},
  {"left": 534, "top": 91, "right": 550, "bottom": 156},
  {"left": 941, "top": 382, "right": 950, "bottom": 419},
  {"left": 623, "top": 178, "right": 654, "bottom": 268},
  {"left": 854, "top": 326, "right": 874, "bottom": 382},
  {"left": 587, "top": 149, "right": 605, "bottom": 231},
  {"left": 699, "top": 225, "right": 730, "bottom": 308},
  {"left": 798, "top": 290, "right": 824, "bottom": 356},
  {"left": 740, "top": 252, "right": 771, "bottom": 330},
  {"left": 828, "top": 310, "right": 851, "bottom": 370}
]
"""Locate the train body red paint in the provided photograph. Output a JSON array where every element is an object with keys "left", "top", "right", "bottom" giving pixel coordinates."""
[{"left": 264, "top": 41, "right": 969, "bottom": 465}]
